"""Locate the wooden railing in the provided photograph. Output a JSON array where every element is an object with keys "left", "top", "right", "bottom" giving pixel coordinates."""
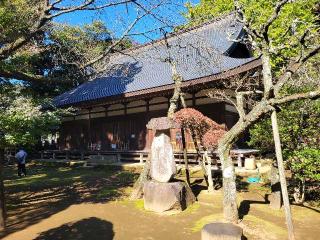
[
  {"left": 38, "top": 149, "right": 258, "bottom": 167},
  {"left": 38, "top": 149, "right": 219, "bottom": 165}
]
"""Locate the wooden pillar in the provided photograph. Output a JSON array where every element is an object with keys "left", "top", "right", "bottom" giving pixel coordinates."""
[
  {"left": 139, "top": 153, "right": 143, "bottom": 164},
  {"left": 192, "top": 92, "right": 196, "bottom": 107},
  {"left": 123, "top": 102, "right": 127, "bottom": 115},
  {"left": 66, "top": 151, "right": 70, "bottom": 161},
  {"left": 117, "top": 153, "right": 121, "bottom": 162},
  {"left": 237, "top": 154, "right": 243, "bottom": 168},
  {"left": 104, "top": 105, "right": 109, "bottom": 117},
  {"left": 88, "top": 108, "right": 92, "bottom": 149},
  {"left": 145, "top": 99, "right": 150, "bottom": 112}
]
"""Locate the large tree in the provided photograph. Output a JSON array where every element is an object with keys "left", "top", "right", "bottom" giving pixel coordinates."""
[
  {"left": 186, "top": 0, "right": 320, "bottom": 236},
  {"left": 0, "top": 0, "right": 165, "bottom": 90},
  {"left": 248, "top": 86, "right": 320, "bottom": 204},
  {"left": 0, "top": 83, "right": 70, "bottom": 229},
  {"left": 0, "top": 0, "right": 171, "bottom": 229}
]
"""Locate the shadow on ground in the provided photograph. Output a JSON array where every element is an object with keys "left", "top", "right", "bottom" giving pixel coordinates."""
[
  {"left": 1, "top": 163, "right": 138, "bottom": 238},
  {"left": 238, "top": 199, "right": 267, "bottom": 219},
  {"left": 33, "top": 217, "right": 114, "bottom": 240}
]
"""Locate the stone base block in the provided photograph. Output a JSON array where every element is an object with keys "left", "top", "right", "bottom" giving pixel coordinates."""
[
  {"left": 244, "top": 158, "right": 256, "bottom": 170},
  {"left": 202, "top": 222, "right": 243, "bottom": 240},
  {"left": 269, "top": 192, "right": 282, "bottom": 210},
  {"left": 143, "top": 181, "right": 195, "bottom": 213}
]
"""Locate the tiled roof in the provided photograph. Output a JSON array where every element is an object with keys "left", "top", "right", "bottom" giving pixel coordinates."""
[{"left": 54, "top": 13, "right": 256, "bottom": 107}]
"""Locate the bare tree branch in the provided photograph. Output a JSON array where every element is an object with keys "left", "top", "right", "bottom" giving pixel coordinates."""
[
  {"left": 260, "top": 0, "right": 290, "bottom": 44},
  {"left": 50, "top": 0, "right": 134, "bottom": 16},
  {"left": 0, "top": 0, "right": 137, "bottom": 61},
  {"left": 234, "top": 0, "right": 263, "bottom": 41},
  {"left": 0, "top": 66, "right": 48, "bottom": 83},
  {"left": 274, "top": 44, "right": 320, "bottom": 95}
]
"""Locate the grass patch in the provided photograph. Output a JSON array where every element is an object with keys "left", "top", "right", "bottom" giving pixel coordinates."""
[
  {"left": 134, "top": 199, "right": 145, "bottom": 210},
  {"left": 251, "top": 203, "right": 284, "bottom": 217},
  {"left": 4, "top": 173, "right": 48, "bottom": 187},
  {"left": 115, "top": 171, "right": 138, "bottom": 183},
  {"left": 191, "top": 213, "right": 224, "bottom": 232},
  {"left": 291, "top": 205, "right": 320, "bottom": 219},
  {"left": 243, "top": 215, "right": 287, "bottom": 238},
  {"left": 96, "top": 187, "right": 119, "bottom": 199},
  {"left": 179, "top": 202, "right": 200, "bottom": 215},
  {"left": 3, "top": 163, "right": 135, "bottom": 194},
  {"left": 247, "top": 183, "right": 271, "bottom": 193}
]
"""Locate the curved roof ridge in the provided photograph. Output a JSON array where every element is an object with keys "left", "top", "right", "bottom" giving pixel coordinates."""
[{"left": 115, "top": 11, "right": 236, "bottom": 56}]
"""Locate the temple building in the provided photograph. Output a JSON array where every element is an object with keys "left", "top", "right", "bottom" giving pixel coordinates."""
[{"left": 53, "top": 14, "right": 261, "bottom": 152}]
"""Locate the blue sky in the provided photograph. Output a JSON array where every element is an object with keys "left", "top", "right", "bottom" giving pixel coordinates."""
[{"left": 56, "top": 0, "right": 200, "bottom": 43}]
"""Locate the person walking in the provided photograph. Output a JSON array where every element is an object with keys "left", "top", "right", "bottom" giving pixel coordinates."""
[{"left": 15, "top": 149, "right": 27, "bottom": 177}]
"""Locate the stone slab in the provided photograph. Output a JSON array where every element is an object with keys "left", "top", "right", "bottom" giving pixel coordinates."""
[
  {"left": 202, "top": 222, "right": 243, "bottom": 240},
  {"left": 150, "top": 133, "right": 176, "bottom": 182},
  {"left": 143, "top": 181, "right": 195, "bottom": 213}
]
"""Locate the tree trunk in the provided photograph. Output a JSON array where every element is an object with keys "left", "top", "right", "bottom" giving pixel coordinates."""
[
  {"left": 204, "top": 151, "right": 214, "bottom": 193},
  {"left": 218, "top": 144, "right": 238, "bottom": 223},
  {"left": 167, "top": 64, "right": 183, "bottom": 120},
  {"left": 130, "top": 154, "right": 151, "bottom": 200},
  {"left": 261, "top": 50, "right": 295, "bottom": 239},
  {"left": 293, "top": 179, "right": 305, "bottom": 205},
  {"left": 0, "top": 148, "right": 6, "bottom": 230},
  {"left": 133, "top": 62, "right": 187, "bottom": 199},
  {"left": 271, "top": 111, "right": 295, "bottom": 240},
  {"left": 187, "top": 129, "right": 209, "bottom": 187},
  {"left": 181, "top": 128, "right": 191, "bottom": 186}
]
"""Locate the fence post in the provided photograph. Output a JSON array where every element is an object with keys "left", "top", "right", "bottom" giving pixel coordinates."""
[
  {"left": 117, "top": 153, "right": 121, "bottom": 162},
  {"left": 237, "top": 154, "right": 243, "bottom": 167}
]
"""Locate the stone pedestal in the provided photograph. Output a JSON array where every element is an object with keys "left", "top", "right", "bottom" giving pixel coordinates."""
[
  {"left": 201, "top": 222, "right": 243, "bottom": 240},
  {"left": 143, "top": 181, "right": 195, "bottom": 213},
  {"left": 244, "top": 157, "right": 256, "bottom": 170}
]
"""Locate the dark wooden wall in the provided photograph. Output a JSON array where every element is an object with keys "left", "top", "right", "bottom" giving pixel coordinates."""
[{"left": 58, "top": 102, "right": 238, "bottom": 151}]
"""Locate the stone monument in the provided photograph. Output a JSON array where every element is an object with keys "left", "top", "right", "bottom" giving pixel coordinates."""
[{"left": 143, "top": 117, "right": 195, "bottom": 213}]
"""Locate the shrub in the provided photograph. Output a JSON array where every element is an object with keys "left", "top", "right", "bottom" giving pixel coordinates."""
[{"left": 174, "top": 108, "right": 226, "bottom": 149}]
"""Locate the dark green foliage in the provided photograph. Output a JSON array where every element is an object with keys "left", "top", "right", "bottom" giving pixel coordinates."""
[
  {"left": 184, "top": 0, "right": 319, "bottom": 72},
  {"left": 0, "top": 1, "right": 133, "bottom": 96},
  {"left": 288, "top": 148, "right": 320, "bottom": 182},
  {"left": 248, "top": 95, "right": 320, "bottom": 184},
  {"left": 0, "top": 83, "right": 70, "bottom": 148}
]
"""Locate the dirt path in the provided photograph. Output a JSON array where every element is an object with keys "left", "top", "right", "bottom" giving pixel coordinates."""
[
  {"left": 2, "top": 164, "right": 320, "bottom": 240},
  {"left": 3, "top": 191, "right": 320, "bottom": 240},
  {"left": 2, "top": 201, "right": 205, "bottom": 240}
]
